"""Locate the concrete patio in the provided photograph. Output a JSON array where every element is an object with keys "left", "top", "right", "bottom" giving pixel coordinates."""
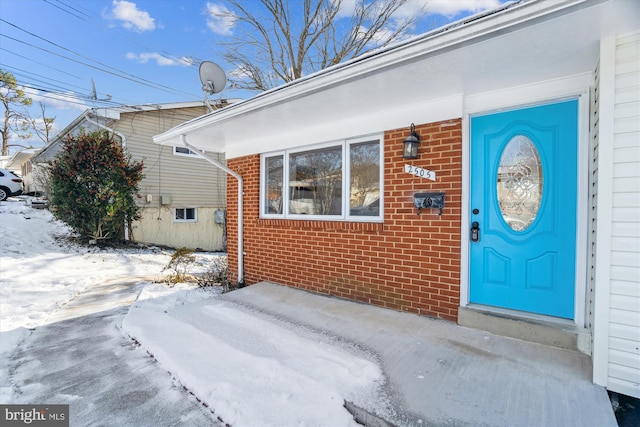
[{"left": 221, "top": 282, "right": 617, "bottom": 427}]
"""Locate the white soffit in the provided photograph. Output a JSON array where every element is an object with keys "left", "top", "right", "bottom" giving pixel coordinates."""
[{"left": 153, "top": 0, "right": 640, "bottom": 158}]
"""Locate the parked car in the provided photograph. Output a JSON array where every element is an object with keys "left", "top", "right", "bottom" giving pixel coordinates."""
[{"left": 0, "top": 168, "right": 23, "bottom": 201}]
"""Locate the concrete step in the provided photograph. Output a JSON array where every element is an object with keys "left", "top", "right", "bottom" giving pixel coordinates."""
[{"left": 458, "top": 304, "right": 592, "bottom": 354}]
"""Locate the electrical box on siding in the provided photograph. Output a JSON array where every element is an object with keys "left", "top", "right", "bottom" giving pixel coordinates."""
[
  {"left": 214, "top": 210, "right": 225, "bottom": 224},
  {"left": 161, "top": 194, "right": 171, "bottom": 205}
]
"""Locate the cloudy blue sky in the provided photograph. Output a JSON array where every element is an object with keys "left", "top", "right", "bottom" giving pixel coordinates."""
[{"left": 1, "top": 0, "right": 506, "bottom": 152}]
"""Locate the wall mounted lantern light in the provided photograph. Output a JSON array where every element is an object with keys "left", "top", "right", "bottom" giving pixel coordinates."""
[{"left": 402, "top": 123, "right": 420, "bottom": 159}]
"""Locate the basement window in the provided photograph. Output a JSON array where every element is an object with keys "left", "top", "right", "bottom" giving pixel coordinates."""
[
  {"left": 173, "top": 146, "right": 199, "bottom": 157},
  {"left": 175, "top": 207, "right": 197, "bottom": 222},
  {"left": 261, "top": 135, "right": 382, "bottom": 221}
]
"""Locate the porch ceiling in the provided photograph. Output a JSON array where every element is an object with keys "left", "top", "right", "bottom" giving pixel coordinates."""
[{"left": 153, "top": 0, "right": 639, "bottom": 158}]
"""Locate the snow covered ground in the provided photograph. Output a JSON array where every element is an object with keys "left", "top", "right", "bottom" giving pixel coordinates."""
[{"left": 1, "top": 198, "right": 386, "bottom": 426}]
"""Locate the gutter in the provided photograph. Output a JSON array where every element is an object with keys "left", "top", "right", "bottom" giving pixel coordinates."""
[
  {"left": 153, "top": 0, "right": 600, "bottom": 147},
  {"left": 181, "top": 135, "right": 245, "bottom": 287},
  {"left": 84, "top": 115, "right": 131, "bottom": 242}
]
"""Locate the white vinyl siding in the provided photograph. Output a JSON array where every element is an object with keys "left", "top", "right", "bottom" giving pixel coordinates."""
[
  {"left": 113, "top": 107, "right": 227, "bottom": 208},
  {"left": 593, "top": 31, "right": 640, "bottom": 399},
  {"left": 588, "top": 60, "right": 600, "bottom": 349},
  {"left": 109, "top": 105, "right": 227, "bottom": 251}
]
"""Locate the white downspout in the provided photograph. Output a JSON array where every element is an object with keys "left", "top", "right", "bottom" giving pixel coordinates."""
[
  {"left": 181, "top": 135, "right": 244, "bottom": 286},
  {"left": 85, "top": 116, "right": 131, "bottom": 241}
]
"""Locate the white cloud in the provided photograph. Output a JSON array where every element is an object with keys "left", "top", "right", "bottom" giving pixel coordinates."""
[
  {"left": 179, "top": 56, "right": 196, "bottom": 66},
  {"left": 110, "top": 0, "right": 156, "bottom": 32},
  {"left": 126, "top": 52, "right": 192, "bottom": 67},
  {"left": 228, "top": 65, "right": 253, "bottom": 81},
  {"left": 205, "top": 2, "right": 236, "bottom": 36},
  {"left": 335, "top": 0, "right": 357, "bottom": 19},
  {"left": 22, "top": 87, "right": 88, "bottom": 112}
]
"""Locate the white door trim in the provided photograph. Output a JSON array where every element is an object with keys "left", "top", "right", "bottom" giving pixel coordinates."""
[
  {"left": 460, "top": 73, "right": 592, "bottom": 328},
  {"left": 592, "top": 35, "right": 616, "bottom": 387}
]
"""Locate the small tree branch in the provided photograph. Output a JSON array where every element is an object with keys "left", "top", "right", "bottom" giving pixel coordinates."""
[{"left": 215, "top": 0, "right": 417, "bottom": 92}]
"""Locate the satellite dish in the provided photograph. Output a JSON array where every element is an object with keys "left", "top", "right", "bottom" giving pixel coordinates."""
[{"left": 199, "top": 61, "right": 226, "bottom": 94}]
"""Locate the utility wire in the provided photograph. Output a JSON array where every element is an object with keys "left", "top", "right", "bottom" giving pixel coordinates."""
[
  {"left": 1, "top": 46, "right": 153, "bottom": 106},
  {"left": 2, "top": 2, "right": 213, "bottom": 122},
  {"left": 12, "top": 74, "right": 86, "bottom": 98},
  {"left": 42, "top": 0, "right": 88, "bottom": 21},
  {"left": 54, "top": 0, "right": 93, "bottom": 20},
  {"left": 0, "top": 19, "right": 200, "bottom": 98},
  {"left": 3, "top": 64, "right": 92, "bottom": 94},
  {"left": 1, "top": 47, "right": 84, "bottom": 80},
  {"left": 4, "top": 64, "right": 208, "bottom": 116},
  {"left": 21, "top": 83, "right": 116, "bottom": 108},
  {"left": 0, "top": 32, "right": 195, "bottom": 98},
  {"left": 56, "top": 0, "right": 204, "bottom": 69},
  {"left": 2, "top": 62, "right": 141, "bottom": 106},
  {"left": 0, "top": 0, "right": 196, "bottom": 99}
]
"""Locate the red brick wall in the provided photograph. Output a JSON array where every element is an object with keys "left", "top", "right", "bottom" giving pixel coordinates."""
[{"left": 226, "top": 119, "right": 462, "bottom": 321}]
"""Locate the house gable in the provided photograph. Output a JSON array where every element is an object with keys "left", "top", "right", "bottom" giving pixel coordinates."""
[{"left": 30, "top": 103, "right": 229, "bottom": 251}]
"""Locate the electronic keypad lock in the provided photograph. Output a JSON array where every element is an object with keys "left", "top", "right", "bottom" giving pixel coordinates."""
[
  {"left": 470, "top": 221, "right": 480, "bottom": 242},
  {"left": 414, "top": 192, "right": 445, "bottom": 215}
]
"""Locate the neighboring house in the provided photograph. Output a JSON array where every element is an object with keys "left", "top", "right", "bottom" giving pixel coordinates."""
[
  {"left": 154, "top": 0, "right": 640, "bottom": 398},
  {"left": 4, "top": 149, "right": 37, "bottom": 192},
  {"left": 30, "top": 101, "right": 231, "bottom": 251},
  {"left": 2, "top": 149, "right": 34, "bottom": 174}
]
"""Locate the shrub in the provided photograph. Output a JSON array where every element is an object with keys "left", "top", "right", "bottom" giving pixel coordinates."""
[
  {"left": 162, "top": 247, "right": 196, "bottom": 285},
  {"left": 49, "top": 130, "right": 144, "bottom": 243},
  {"left": 196, "top": 257, "right": 234, "bottom": 293}
]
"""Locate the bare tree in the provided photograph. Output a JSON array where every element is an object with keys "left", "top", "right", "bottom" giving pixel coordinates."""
[
  {"left": 212, "top": 0, "right": 418, "bottom": 91},
  {"left": 29, "top": 102, "right": 56, "bottom": 146},
  {"left": 1, "top": 70, "right": 33, "bottom": 156}
]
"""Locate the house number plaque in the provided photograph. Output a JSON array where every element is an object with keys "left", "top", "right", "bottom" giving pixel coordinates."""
[{"left": 405, "top": 164, "right": 436, "bottom": 181}]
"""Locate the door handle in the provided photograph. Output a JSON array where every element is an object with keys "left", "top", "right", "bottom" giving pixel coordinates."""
[{"left": 471, "top": 221, "right": 480, "bottom": 242}]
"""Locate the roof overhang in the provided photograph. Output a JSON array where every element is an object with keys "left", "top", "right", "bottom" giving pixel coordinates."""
[
  {"left": 153, "top": 0, "right": 640, "bottom": 158},
  {"left": 5, "top": 150, "right": 35, "bottom": 169},
  {"left": 91, "top": 100, "right": 223, "bottom": 120}
]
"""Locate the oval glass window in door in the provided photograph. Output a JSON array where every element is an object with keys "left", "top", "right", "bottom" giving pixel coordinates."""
[{"left": 497, "top": 135, "right": 543, "bottom": 231}]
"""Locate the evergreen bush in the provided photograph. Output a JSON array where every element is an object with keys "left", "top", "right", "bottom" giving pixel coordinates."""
[{"left": 49, "top": 130, "right": 144, "bottom": 243}]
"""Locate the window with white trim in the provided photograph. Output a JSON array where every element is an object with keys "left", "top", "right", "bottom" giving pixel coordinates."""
[
  {"left": 175, "top": 207, "right": 197, "bottom": 222},
  {"left": 261, "top": 135, "right": 382, "bottom": 221}
]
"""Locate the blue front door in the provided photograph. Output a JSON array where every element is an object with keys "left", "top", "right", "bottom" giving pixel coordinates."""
[{"left": 470, "top": 100, "right": 578, "bottom": 319}]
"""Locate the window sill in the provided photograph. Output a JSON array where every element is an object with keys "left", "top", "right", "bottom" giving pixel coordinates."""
[{"left": 257, "top": 218, "right": 383, "bottom": 232}]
